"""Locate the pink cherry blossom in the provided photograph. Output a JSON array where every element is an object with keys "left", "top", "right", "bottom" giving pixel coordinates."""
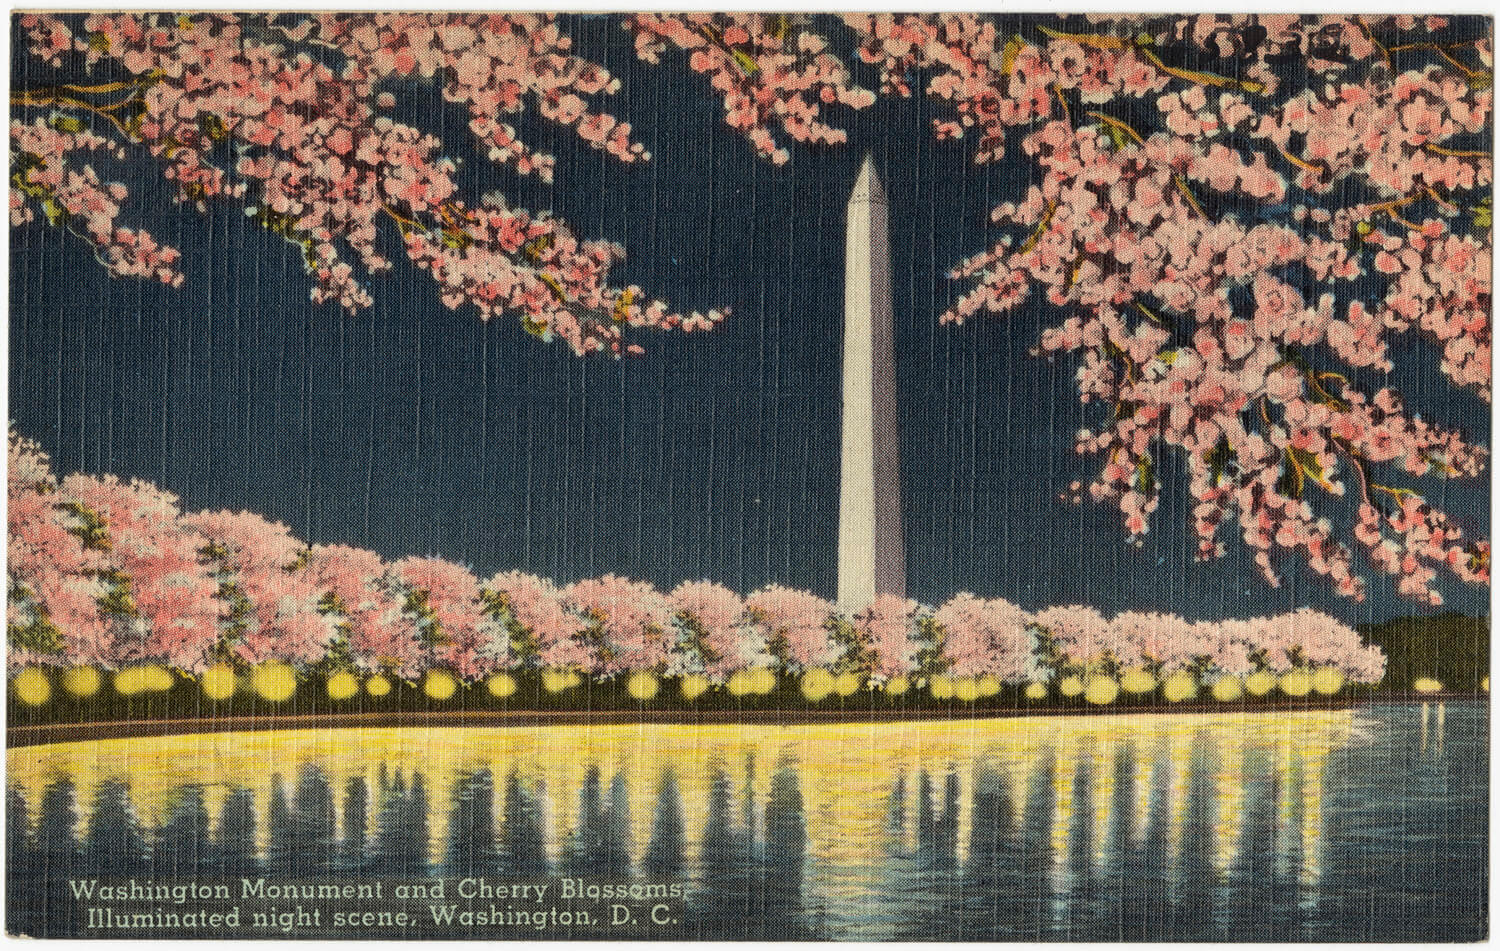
[
  {"left": 746, "top": 584, "right": 837, "bottom": 671},
  {"left": 850, "top": 593, "right": 921, "bottom": 681},
  {"left": 485, "top": 569, "right": 588, "bottom": 671},
  {"left": 627, "top": 15, "right": 876, "bottom": 165},
  {"left": 390, "top": 556, "right": 502, "bottom": 680},
  {"left": 932, "top": 592, "right": 1032, "bottom": 680},
  {"left": 60, "top": 474, "right": 221, "bottom": 671},
  {"left": 1034, "top": 604, "right": 1112, "bottom": 670},
  {"left": 304, "top": 543, "right": 416, "bottom": 675},
  {"left": 565, "top": 574, "right": 672, "bottom": 674},
  {"left": 186, "top": 509, "right": 330, "bottom": 668},
  {"left": 669, "top": 580, "right": 750, "bottom": 681}
]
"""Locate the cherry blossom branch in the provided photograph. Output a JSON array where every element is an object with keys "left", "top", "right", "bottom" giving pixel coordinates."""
[
  {"left": 12, "top": 12, "right": 726, "bottom": 356},
  {"left": 1037, "top": 25, "right": 1267, "bottom": 93}
]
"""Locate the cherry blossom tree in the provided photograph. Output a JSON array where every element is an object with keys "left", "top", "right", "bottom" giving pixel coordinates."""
[
  {"left": 746, "top": 584, "right": 838, "bottom": 672},
  {"left": 565, "top": 574, "right": 673, "bottom": 675},
  {"left": 669, "top": 580, "right": 751, "bottom": 682},
  {"left": 304, "top": 543, "right": 413, "bottom": 675},
  {"left": 1033, "top": 604, "right": 1113, "bottom": 675},
  {"left": 389, "top": 556, "right": 504, "bottom": 680},
  {"left": 483, "top": 569, "right": 588, "bottom": 671},
  {"left": 58, "top": 474, "right": 221, "bottom": 672},
  {"left": 850, "top": 593, "right": 923, "bottom": 681},
  {"left": 931, "top": 592, "right": 1033, "bottom": 681},
  {"left": 7, "top": 429, "right": 114, "bottom": 667},
  {"left": 186, "top": 509, "right": 332, "bottom": 668}
]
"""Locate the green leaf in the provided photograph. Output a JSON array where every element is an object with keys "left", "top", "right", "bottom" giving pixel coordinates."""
[
  {"left": 730, "top": 48, "right": 759, "bottom": 75},
  {"left": 999, "top": 35, "right": 1023, "bottom": 77},
  {"left": 1206, "top": 438, "right": 1232, "bottom": 487},
  {"left": 1134, "top": 454, "right": 1155, "bottom": 494},
  {"left": 1289, "top": 446, "right": 1329, "bottom": 489},
  {"left": 48, "top": 113, "right": 86, "bottom": 135}
]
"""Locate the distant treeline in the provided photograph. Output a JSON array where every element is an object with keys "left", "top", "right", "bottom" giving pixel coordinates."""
[{"left": 1359, "top": 612, "right": 1489, "bottom": 694}]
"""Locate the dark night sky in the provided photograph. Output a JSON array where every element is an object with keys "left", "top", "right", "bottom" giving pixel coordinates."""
[{"left": 8, "top": 15, "right": 1490, "bottom": 624}]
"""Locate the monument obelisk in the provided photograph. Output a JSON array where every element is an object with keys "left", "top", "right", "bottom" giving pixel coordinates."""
[{"left": 838, "top": 156, "right": 905, "bottom": 614}]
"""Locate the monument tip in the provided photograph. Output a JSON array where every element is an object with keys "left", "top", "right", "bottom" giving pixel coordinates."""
[{"left": 850, "top": 154, "right": 886, "bottom": 206}]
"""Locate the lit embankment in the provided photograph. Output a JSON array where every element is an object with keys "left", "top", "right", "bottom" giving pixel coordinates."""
[{"left": 5, "top": 657, "right": 1486, "bottom": 745}]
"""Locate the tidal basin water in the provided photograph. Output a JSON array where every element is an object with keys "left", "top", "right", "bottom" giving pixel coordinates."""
[{"left": 6, "top": 700, "right": 1487, "bottom": 940}]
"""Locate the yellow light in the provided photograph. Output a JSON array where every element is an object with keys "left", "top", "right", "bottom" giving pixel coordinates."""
[
  {"left": 1084, "top": 676, "right": 1119, "bottom": 705},
  {"left": 1059, "top": 675, "right": 1084, "bottom": 698},
  {"left": 1244, "top": 670, "right": 1277, "bottom": 697},
  {"left": 540, "top": 669, "right": 575, "bottom": 694},
  {"left": 1311, "top": 666, "right": 1345, "bottom": 696},
  {"left": 113, "top": 666, "right": 142, "bottom": 695},
  {"left": 1483, "top": 676, "right": 1490, "bottom": 693},
  {"left": 884, "top": 675, "right": 909, "bottom": 696},
  {"left": 1120, "top": 667, "right": 1156, "bottom": 694},
  {"left": 486, "top": 672, "right": 517, "bottom": 699},
  {"left": 423, "top": 670, "right": 457, "bottom": 701},
  {"left": 1211, "top": 675, "right": 1243, "bottom": 702},
  {"left": 626, "top": 671, "right": 659, "bottom": 701},
  {"left": 252, "top": 662, "right": 298, "bottom": 702},
  {"left": 12, "top": 667, "right": 51, "bottom": 706},
  {"left": 365, "top": 674, "right": 392, "bottom": 697},
  {"left": 200, "top": 664, "right": 237, "bottom": 700},
  {"left": 977, "top": 674, "right": 1001, "bottom": 697},
  {"left": 115, "top": 664, "right": 173, "bottom": 697},
  {"left": 834, "top": 672, "right": 861, "bottom": 697},
  {"left": 953, "top": 678, "right": 980, "bottom": 703},
  {"left": 679, "top": 673, "right": 710, "bottom": 701},
  {"left": 61, "top": 666, "right": 100, "bottom": 698},
  {"left": 1162, "top": 671, "right": 1197, "bottom": 703},
  {"left": 750, "top": 667, "right": 777, "bottom": 694},
  {"left": 1279, "top": 669, "right": 1312, "bottom": 697},
  {"left": 1413, "top": 677, "right": 1444, "bottom": 694},
  {"left": 800, "top": 669, "right": 834, "bottom": 702},
  {"left": 326, "top": 671, "right": 360, "bottom": 701},
  {"left": 1025, "top": 681, "right": 1048, "bottom": 701},
  {"left": 929, "top": 675, "right": 955, "bottom": 700},
  {"left": 727, "top": 670, "right": 753, "bottom": 697},
  {"left": 144, "top": 666, "right": 175, "bottom": 692}
]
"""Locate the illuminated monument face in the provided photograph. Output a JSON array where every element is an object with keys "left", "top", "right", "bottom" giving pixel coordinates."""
[{"left": 837, "top": 157, "right": 905, "bottom": 615}]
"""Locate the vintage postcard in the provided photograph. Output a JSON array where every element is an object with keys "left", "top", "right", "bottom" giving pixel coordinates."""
[{"left": 5, "top": 11, "right": 1491, "bottom": 941}]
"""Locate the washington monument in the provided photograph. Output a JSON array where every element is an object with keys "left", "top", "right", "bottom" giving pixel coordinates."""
[{"left": 838, "top": 156, "right": 905, "bottom": 614}]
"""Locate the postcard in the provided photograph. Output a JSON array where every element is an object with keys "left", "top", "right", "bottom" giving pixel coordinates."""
[{"left": 6, "top": 12, "right": 1491, "bottom": 941}]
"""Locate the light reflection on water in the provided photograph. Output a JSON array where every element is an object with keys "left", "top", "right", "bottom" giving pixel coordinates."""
[{"left": 6, "top": 701, "right": 1487, "bottom": 940}]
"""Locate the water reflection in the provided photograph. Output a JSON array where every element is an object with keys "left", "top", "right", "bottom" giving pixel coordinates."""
[{"left": 6, "top": 704, "right": 1487, "bottom": 940}]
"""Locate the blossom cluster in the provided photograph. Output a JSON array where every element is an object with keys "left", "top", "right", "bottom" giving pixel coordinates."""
[
  {"left": 9, "top": 429, "right": 1386, "bottom": 688},
  {"left": 10, "top": 118, "right": 183, "bottom": 285},
  {"left": 907, "top": 14, "right": 1492, "bottom": 606},
  {"left": 625, "top": 14, "right": 877, "bottom": 164}
]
